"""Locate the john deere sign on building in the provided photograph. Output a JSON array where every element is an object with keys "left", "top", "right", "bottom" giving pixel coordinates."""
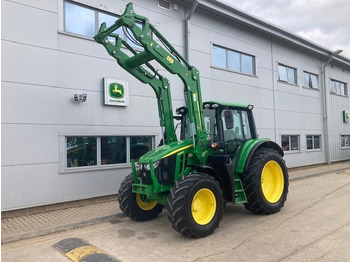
[{"left": 104, "top": 78, "right": 129, "bottom": 106}]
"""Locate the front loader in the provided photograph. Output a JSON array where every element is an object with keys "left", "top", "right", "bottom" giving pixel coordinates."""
[{"left": 94, "top": 2, "right": 288, "bottom": 238}]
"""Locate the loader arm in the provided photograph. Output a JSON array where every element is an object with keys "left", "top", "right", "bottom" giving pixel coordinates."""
[{"left": 94, "top": 2, "right": 207, "bottom": 161}]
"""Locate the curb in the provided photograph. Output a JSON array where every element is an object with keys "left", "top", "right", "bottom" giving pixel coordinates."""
[{"left": 2, "top": 213, "right": 126, "bottom": 244}]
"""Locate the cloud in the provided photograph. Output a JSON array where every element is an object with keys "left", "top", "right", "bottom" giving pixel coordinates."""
[{"left": 220, "top": 0, "right": 350, "bottom": 58}]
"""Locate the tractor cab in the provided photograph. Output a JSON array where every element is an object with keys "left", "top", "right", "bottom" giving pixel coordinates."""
[{"left": 203, "top": 102, "right": 257, "bottom": 160}]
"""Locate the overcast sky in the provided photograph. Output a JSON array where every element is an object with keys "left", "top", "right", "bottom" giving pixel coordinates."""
[{"left": 219, "top": 0, "right": 350, "bottom": 59}]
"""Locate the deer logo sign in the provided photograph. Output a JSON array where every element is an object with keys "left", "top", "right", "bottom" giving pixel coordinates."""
[{"left": 109, "top": 83, "right": 124, "bottom": 99}]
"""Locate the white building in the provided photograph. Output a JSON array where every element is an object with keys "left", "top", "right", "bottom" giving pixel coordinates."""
[{"left": 2, "top": 0, "right": 350, "bottom": 211}]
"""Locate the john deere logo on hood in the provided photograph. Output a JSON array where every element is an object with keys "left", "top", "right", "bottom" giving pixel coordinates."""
[{"left": 109, "top": 83, "right": 124, "bottom": 99}]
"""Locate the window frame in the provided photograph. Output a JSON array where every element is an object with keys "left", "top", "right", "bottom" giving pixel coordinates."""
[
  {"left": 306, "top": 135, "right": 322, "bottom": 151},
  {"left": 212, "top": 44, "right": 256, "bottom": 76},
  {"left": 61, "top": 0, "right": 149, "bottom": 48},
  {"left": 60, "top": 135, "right": 155, "bottom": 173},
  {"left": 341, "top": 135, "right": 350, "bottom": 149},
  {"left": 278, "top": 64, "right": 297, "bottom": 85},
  {"left": 281, "top": 135, "right": 300, "bottom": 152},
  {"left": 330, "top": 79, "right": 348, "bottom": 97},
  {"left": 303, "top": 71, "right": 319, "bottom": 90}
]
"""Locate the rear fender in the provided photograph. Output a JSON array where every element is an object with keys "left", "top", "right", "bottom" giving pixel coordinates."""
[{"left": 235, "top": 139, "right": 284, "bottom": 174}]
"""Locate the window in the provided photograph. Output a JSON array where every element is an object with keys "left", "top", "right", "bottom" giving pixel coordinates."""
[
  {"left": 330, "top": 79, "right": 348, "bottom": 96},
  {"left": 66, "top": 136, "right": 153, "bottom": 169},
  {"left": 67, "top": 137, "right": 97, "bottom": 167},
  {"left": 212, "top": 45, "right": 255, "bottom": 75},
  {"left": 306, "top": 135, "right": 321, "bottom": 150},
  {"left": 278, "top": 64, "right": 297, "bottom": 85},
  {"left": 158, "top": 0, "right": 171, "bottom": 9},
  {"left": 281, "top": 135, "right": 299, "bottom": 152},
  {"left": 63, "top": 0, "right": 145, "bottom": 48},
  {"left": 341, "top": 135, "right": 350, "bottom": 148},
  {"left": 303, "top": 72, "right": 319, "bottom": 89},
  {"left": 221, "top": 110, "right": 252, "bottom": 141}
]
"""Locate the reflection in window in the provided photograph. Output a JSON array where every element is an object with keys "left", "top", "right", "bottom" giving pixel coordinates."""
[
  {"left": 65, "top": 2, "right": 95, "bottom": 37},
  {"left": 212, "top": 45, "right": 255, "bottom": 75},
  {"left": 101, "top": 137, "right": 126, "bottom": 165},
  {"left": 212, "top": 45, "right": 226, "bottom": 69},
  {"left": 130, "top": 136, "right": 153, "bottom": 161},
  {"left": 281, "top": 135, "right": 299, "bottom": 151},
  {"left": 278, "top": 64, "right": 297, "bottom": 84},
  {"left": 306, "top": 135, "right": 321, "bottom": 150},
  {"left": 341, "top": 135, "right": 350, "bottom": 148},
  {"left": 67, "top": 137, "right": 97, "bottom": 167},
  {"left": 303, "top": 72, "right": 319, "bottom": 89},
  {"left": 330, "top": 79, "right": 347, "bottom": 96}
]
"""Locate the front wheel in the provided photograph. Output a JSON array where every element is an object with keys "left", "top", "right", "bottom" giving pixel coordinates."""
[
  {"left": 167, "top": 173, "right": 224, "bottom": 238},
  {"left": 242, "top": 148, "right": 289, "bottom": 214},
  {"left": 118, "top": 173, "right": 163, "bottom": 221}
]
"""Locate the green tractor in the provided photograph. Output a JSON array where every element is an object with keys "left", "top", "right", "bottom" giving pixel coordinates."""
[{"left": 94, "top": 2, "right": 288, "bottom": 238}]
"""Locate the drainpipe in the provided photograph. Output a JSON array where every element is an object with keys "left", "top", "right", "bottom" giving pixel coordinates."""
[
  {"left": 185, "top": 0, "right": 198, "bottom": 62},
  {"left": 321, "top": 49, "right": 343, "bottom": 165}
]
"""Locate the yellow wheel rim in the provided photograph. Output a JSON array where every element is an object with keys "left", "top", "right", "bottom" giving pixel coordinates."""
[
  {"left": 261, "top": 160, "right": 284, "bottom": 203},
  {"left": 191, "top": 188, "right": 216, "bottom": 225},
  {"left": 136, "top": 194, "right": 158, "bottom": 211}
]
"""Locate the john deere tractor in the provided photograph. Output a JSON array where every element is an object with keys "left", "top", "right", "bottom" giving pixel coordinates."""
[{"left": 94, "top": 2, "right": 288, "bottom": 238}]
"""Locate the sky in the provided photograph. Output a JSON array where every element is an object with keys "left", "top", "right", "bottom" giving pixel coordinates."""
[{"left": 219, "top": 0, "right": 350, "bottom": 59}]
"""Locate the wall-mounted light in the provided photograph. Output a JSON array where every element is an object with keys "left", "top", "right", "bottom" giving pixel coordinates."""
[{"left": 74, "top": 94, "right": 87, "bottom": 102}]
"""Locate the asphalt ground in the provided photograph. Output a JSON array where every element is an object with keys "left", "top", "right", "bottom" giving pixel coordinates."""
[{"left": 2, "top": 161, "right": 350, "bottom": 262}]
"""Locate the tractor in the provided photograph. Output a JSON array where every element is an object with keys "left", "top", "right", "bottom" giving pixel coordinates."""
[{"left": 94, "top": 2, "right": 288, "bottom": 238}]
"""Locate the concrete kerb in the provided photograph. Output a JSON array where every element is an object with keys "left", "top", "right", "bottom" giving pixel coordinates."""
[
  {"left": 2, "top": 213, "right": 126, "bottom": 244},
  {"left": 2, "top": 161, "right": 349, "bottom": 244}
]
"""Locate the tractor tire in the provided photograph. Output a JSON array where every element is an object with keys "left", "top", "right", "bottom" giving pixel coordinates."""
[
  {"left": 118, "top": 173, "right": 163, "bottom": 221},
  {"left": 242, "top": 148, "right": 289, "bottom": 214},
  {"left": 167, "top": 173, "right": 224, "bottom": 238}
]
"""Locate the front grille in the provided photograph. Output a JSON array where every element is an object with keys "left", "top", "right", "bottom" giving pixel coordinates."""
[
  {"left": 137, "top": 169, "right": 153, "bottom": 184},
  {"left": 156, "top": 155, "right": 176, "bottom": 184}
]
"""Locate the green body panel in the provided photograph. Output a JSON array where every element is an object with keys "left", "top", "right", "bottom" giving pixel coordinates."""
[
  {"left": 139, "top": 140, "right": 193, "bottom": 163},
  {"left": 235, "top": 138, "right": 269, "bottom": 174}
]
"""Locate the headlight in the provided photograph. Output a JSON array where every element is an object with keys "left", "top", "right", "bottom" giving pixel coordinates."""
[{"left": 143, "top": 161, "right": 159, "bottom": 171}]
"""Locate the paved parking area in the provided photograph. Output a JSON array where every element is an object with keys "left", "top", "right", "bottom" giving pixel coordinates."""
[{"left": 2, "top": 165, "right": 350, "bottom": 262}]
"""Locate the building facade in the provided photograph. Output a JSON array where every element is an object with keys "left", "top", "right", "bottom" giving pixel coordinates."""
[{"left": 2, "top": 0, "right": 350, "bottom": 211}]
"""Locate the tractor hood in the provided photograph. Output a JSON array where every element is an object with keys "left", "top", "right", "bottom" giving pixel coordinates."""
[{"left": 138, "top": 140, "right": 193, "bottom": 163}]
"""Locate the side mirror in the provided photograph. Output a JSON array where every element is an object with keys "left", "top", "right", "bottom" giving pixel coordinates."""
[{"left": 224, "top": 110, "right": 234, "bottom": 130}]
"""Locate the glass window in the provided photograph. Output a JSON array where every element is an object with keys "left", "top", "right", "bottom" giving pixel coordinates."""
[
  {"left": 130, "top": 136, "right": 153, "bottom": 161},
  {"left": 330, "top": 79, "right": 348, "bottom": 96},
  {"left": 221, "top": 110, "right": 252, "bottom": 141},
  {"left": 67, "top": 137, "right": 97, "bottom": 167},
  {"left": 303, "top": 72, "right": 319, "bottom": 89},
  {"left": 64, "top": 2, "right": 95, "bottom": 37},
  {"left": 212, "top": 45, "right": 227, "bottom": 69},
  {"left": 242, "top": 54, "right": 254, "bottom": 74},
  {"left": 278, "top": 64, "right": 297, "bottom": 84},
  {"left": 341, "top": 135, "right": 350, "bottom": 148},
  {"left": 227, "top": 50, "right": 240, "bottom": 71},
  {"left": 306, "top": 135, "right": 321, "bottom": 150},
  {"left": 101, "top": 137, "right": 126, "bottom": 165},
  {"left": 66, "top": 135, "right": 153, "bottom": 169},
  {"left": 212, "top": 45, "right": 255, "bottom": 75},
  {"left": 281, "top": 135, "right": 299, "bottom": 151}
]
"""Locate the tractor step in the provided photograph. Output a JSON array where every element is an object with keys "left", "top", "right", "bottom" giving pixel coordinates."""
[{"left": 234, "top": 174, "right": 247, "bottom": 204}]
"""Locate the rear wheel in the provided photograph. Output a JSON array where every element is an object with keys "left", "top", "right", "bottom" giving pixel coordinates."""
[
  {"left": 118, "top": 173, "right": 163, "bottom": 221},
  {"left": 167, "top": 173, "right": 224, "bottom": 238},
  {"left": 242, "top": 148, "right": 289, "bottom": 214}
]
